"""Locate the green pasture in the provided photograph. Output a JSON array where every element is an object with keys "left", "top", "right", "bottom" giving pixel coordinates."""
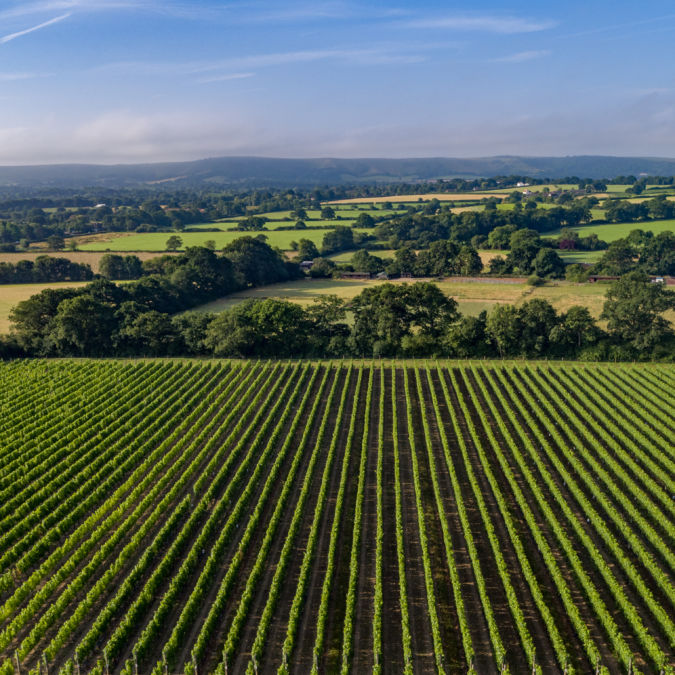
[
  {"left": 543, "top": 218, "right": 675, "bottom": 242},
  {"left": 558, "top": 250, "right": 604, "bottom": 264},
  {"left": 328, "top": 249, "right": 397, "bottom": 263},
  {"left": 77, "top": 228, "right": 376, "bottom": 252}
]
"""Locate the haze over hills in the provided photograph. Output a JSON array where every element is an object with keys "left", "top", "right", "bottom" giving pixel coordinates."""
[{"left": 1, "top": 156, "right": 675, "bottom": 189}]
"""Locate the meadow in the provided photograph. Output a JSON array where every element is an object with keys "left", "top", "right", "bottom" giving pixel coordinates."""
[
  {"left": 77, "top": 229, "right": 375, "bottom": 252},
  {"left": 0, "top": 281, "right": 92, "bottom": 333},
  {"left": 0, "top": 359, "right": 672, "bottom": 675},
  {"left": 190, "top": 277, "right": 611, "bottom": 319},
  {"left": 543, "top": 219, "right": 675, "bottom": 242}
]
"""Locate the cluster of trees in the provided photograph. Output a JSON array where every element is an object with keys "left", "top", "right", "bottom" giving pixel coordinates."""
[
  {"left": 604, "top": 195, "right": 675, "bottom": 223},
  {"left": 486, "top": 230, "right": 565, "bottom": 278},
  {"left": 0, "top": 256, "right": 93, "bottom": 284},
  {"left": 4, "top": 240, "right": 301, "bottom": 356},
  {"left": 98, "top": 254, "right": 145, "bottom": 280},
  {"left": 353, "top": 242, "right": 483, "bottom": 277},
  {"left": 586, "top": 231, "right": 675, "bottom": 277},
  {"left": 320, "top": 226, "right": 377, "bottom": 255},
  {"left": 374, "top": 204, "right": 593, "bottom": 250}
]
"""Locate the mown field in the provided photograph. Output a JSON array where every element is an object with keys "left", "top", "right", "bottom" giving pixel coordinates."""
[
  {"left": 0, "top": 360, "right": 672, "bottom": 675},
  {"left": 543, "top": 219, "right": 675, "bottom": 242},
  {"left": 0, "top": 282, "right": 92, "bottom": 333},
  {"left": 76, "top": 229, "right": 374, "bottom": 252},
  {"left": 190, "top": 278, "right": 611, "bottom": 319}
]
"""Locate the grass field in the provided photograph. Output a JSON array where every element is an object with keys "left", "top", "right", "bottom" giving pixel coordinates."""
[
  {"left": 191, "top": 277, "right": 612, "bottom": 319},
  {"left": 0, "top": 359, "right": 672, "bottom": 675},
  {"left": 77, "top": 228, "right": 375, "bottom": 252},
  {"left": 543, "top": 218, "right": 675, "bottom": 242},
  {"left": 558, "top": 250, "right": 604, "bottom": 263},
  {"left": 0, "top": 281, "right": 92, "bottom": 333}
]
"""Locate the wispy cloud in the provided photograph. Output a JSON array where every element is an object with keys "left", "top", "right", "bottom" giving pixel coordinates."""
[
  {"left": 0, "top": 12, "right": 71, "bottom": 44},
  {"left": 400, "top": 14, "right": 555, "bottom": 33},
  {"left": 96, "top": 44, "right": 437, "bottom": 78},
  {"left": 492, "top": 50, "right": 550, "bottom": 63},
  {"left": 0, "top": 1, "right": 161, "bottom": 20},
  {"left": 197, "top": 72, "right": 256, "bottom": 84},
  {"left": 0, "top": 71, "right": 48, "bottom": 80},
  {"left": 557, "top": 13, "right": 675, "bottom": 39}
]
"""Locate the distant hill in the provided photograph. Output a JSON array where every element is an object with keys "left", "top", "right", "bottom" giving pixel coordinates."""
[{"left": 1, "top": 155, "right": 675, "bottom": 188}]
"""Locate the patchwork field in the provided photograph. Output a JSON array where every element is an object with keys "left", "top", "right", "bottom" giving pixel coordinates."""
[{"left": 0, "top": 360, "right": 672, "bottom": 675}]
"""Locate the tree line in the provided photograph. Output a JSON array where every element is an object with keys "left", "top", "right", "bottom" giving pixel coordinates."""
[
  {"left": 2, "top": 244, "right": 673, "bottom": 360},
  {"left": 2, "top": 240, "right": 301, "bottom": 357},
  {"left": 0, "top": 256, "right": 94, "bottom": 284}
]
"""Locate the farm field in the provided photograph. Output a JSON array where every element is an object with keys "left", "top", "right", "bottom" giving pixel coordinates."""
[
  {"left": 0, "top": 251, "right": 174, "bottom": 274},
  {"left": 0, "top": 360, "right": 672, "bottom": 675},
  {"left": 543, "top": 219, "right": 675, "bottom": 242},
  {"left": 189, "top": 277, "right": 612, "bottom": 319},
  {"left": 76, "top": 229, "right": 375, "bottom": 252},
  {"left": 0, "top": 281, "right": 92, "bottom": 333}
]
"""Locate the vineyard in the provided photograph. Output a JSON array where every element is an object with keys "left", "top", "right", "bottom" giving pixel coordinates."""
[{"left": 0, "top": 359, "right": 673, "bottom": 675}]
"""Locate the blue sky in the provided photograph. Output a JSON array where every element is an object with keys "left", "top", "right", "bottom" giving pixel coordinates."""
[{"left": 0, "top": 0, "right": 674, "bottom": 164}]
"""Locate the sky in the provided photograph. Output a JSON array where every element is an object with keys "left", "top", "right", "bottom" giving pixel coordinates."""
[{"left": 0, "top": 0, "right": 674, "bottom": 164}]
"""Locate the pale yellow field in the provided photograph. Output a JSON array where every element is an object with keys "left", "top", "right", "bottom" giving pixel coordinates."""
[
  {"left": 0, "top": 251, "right": 173, "bottom": 274},
  {"left": 0, "top": 282, "right": 92, "bottom": 333},
  {"left": 190, "top": 277, "right": 613, "bottom": 320}
]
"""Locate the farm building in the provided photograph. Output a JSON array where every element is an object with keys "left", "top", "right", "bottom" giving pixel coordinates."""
[{"left": 339, "top": 271, "right": 372, "bottom": 280}]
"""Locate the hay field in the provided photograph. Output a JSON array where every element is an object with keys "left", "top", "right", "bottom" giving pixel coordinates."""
[
  {"left": 0, "top": 251, "right": 173, "bottom": 274},
  {"left": 190, "top": 277, "right": 610, "bottom": 319},
  {"left": 0, "top": 282, "right": 92, "bottom": 333}
]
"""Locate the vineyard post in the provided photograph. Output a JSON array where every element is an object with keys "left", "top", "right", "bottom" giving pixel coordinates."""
[
  {"left": 74, "top": 653, "right": 80, "bottom": 675},
  {"left": 42, "top": 655, "right": 48, "bottom": 674},
  {"left": 104, "top": 648, "right": 109, "bottom": 675},
  {"left": 13, "top": 651, "right": 19, "bottom": 675}
]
